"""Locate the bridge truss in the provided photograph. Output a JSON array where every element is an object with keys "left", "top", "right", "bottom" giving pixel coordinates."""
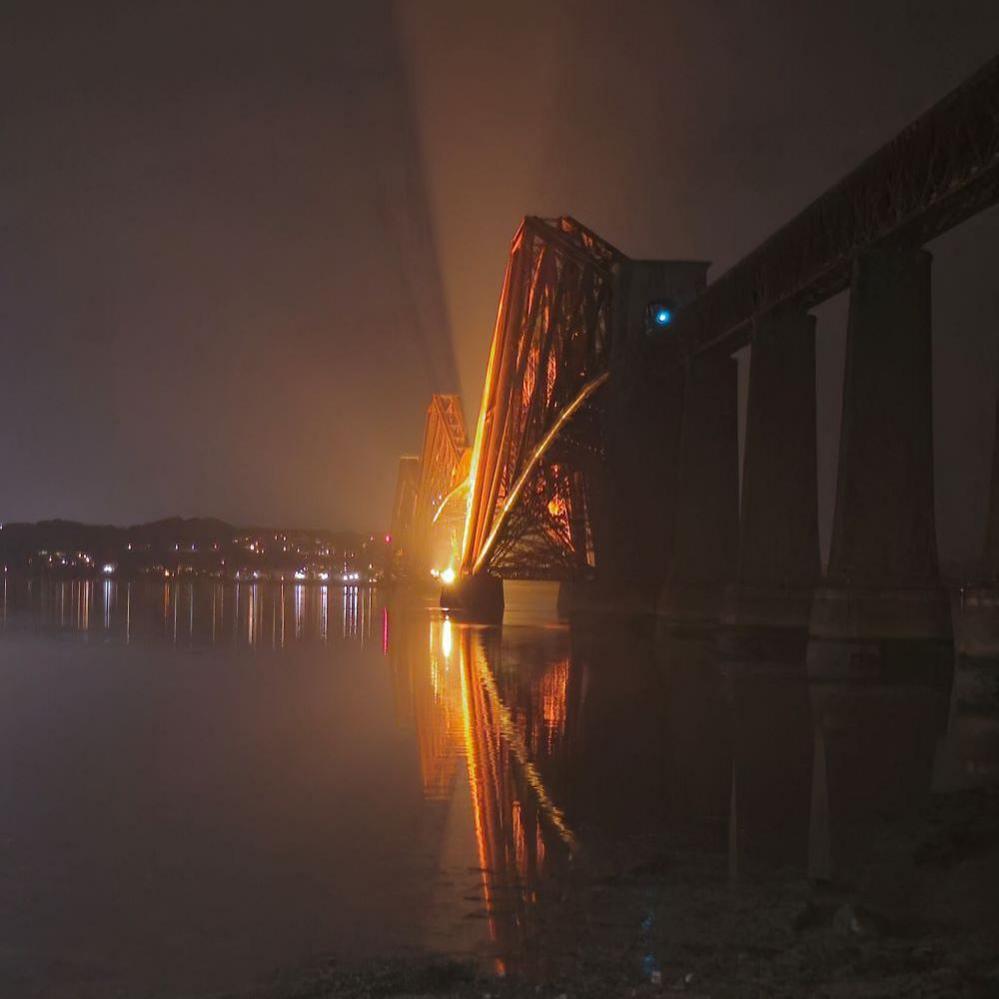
[
  {"left": 459, "top": 217, "right": 623, "bottom": 579},
  {"left": 446, "top": 56, "right": 999, "bottom": 587}
]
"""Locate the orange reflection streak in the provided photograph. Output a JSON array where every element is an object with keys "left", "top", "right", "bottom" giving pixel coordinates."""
[
  {"left": 414, "top": 617, "right": 464, "bottom": 800},
  {"left": 457, "top": 629, "right": 499, "bottom": 942},
  {"left": 539, "top": 658, "right": 570, "bottom": 754},
  {"left": 248, "top": 584, "right": 255, "bottom": 646},
  {"left": 468, "top": 637, "right": 578, "bottom": 854}
]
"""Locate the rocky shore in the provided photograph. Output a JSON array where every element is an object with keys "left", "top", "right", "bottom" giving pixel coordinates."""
[{"left": 222, "top": 786, "right": 999, "bottom": 999}]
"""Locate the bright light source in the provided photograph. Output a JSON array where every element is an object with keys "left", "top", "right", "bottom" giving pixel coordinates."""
[
  {"left": 318, "top": 571, "right": 329, "bottom": 581},
  {"left": 430, "top": 568, "right": 440, "bottom": 579},
  {"left": 439, "top": 567, "right": 456, "bottom": 586},
  {"left": 294, "top": 570, "right": 307, "bottom": 580},
  {"left": 646, "top": 300, "right": 675, "bottom": 334},
  {"left": 102, "top": 563, "right": 115, "bottom": 575}
]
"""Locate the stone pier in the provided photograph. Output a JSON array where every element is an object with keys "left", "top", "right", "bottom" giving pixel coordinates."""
[
  {"left": 958, "top": 374, "right": 999, "bottom": 659},
  {"left": 724, "top": 310, "right": 820, "bottom": 634},
  {"left": 658, "top": 352, "right": 740, "bottom": 629},
  {"left": 440, "top": 572, "right": 504, "bottom": 623},
  {"left": 595, "top": 258, "right": 708, "bottom": 615},
  {"left": 808, "top": 248, "right": 952, "bottom": 678}
]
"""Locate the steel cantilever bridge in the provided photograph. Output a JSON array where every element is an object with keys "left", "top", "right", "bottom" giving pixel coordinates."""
[
  {"left": 394, "top": 55, "right": 999, "bottom": 625},
  {"left": 460, "top": 216, "right": 621, "bottom": 581}
]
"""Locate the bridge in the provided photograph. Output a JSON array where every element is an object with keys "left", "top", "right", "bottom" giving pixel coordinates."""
[
  {"left": 389, "top": 393, "right": 469, "bottom": 578},
  {"left": 395, "top": 55, "right": 999, "bottom": 665}
]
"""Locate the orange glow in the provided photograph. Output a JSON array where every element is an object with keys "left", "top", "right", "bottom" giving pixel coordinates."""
[
  {"left": 470, "top": 371, "right": 609, "bottom": 575},
  {"left": 539, "top": 657, "right": 570, "bottom": 753}
]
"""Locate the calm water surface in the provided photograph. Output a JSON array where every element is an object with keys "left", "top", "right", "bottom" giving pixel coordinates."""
[{"left": 0, "top": 578, "right": 995, "bottom": 997}]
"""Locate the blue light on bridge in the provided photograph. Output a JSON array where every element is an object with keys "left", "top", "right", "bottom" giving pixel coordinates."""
[{"left": 646, "top": 300, "right": 676, "bottom": 335}]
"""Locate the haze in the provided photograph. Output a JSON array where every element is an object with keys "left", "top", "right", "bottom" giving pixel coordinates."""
[{"left": 3, "top": 0, "right": 998, "bottom": 566}]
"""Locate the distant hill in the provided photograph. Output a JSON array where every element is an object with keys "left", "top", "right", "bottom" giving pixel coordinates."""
[{"left": 0, "top": 518, "right": 374, "bottom": 565}]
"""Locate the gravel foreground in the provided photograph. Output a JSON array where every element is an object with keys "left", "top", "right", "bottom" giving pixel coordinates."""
[{"left": 213, "top": 788, "right": 999, "bottom": 999}]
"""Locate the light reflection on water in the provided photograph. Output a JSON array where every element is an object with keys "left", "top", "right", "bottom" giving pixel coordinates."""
[
  {"left": 0, "top": 578, "right": 995, "bottom": 997},
  {"left": 0, "top": 577, "right": 377, "bottom": 648}
]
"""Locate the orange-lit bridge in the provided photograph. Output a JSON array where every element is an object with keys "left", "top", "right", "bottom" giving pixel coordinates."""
[{"left": 395, "top": 57, "right": 999, "bottom": 670}]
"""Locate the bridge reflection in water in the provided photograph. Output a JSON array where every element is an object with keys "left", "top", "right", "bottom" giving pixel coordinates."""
[
  {"left": 386, "top": 603, "right": 992, "bottom": 973},
  {"left": 1, "top": 578, "right": 993, "bottom": 975}
]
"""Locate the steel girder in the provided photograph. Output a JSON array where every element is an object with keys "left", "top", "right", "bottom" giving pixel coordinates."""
[{"left": 677, "top": 55, "right": 999, "bottom": 357}]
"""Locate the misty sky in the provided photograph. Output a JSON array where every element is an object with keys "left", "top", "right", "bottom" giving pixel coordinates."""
[{"left": 2, "top": 1, "right": 998, "bottom": 565}]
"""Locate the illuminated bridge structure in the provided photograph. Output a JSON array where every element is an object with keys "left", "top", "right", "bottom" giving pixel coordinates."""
[
  {"left": 391, "top": 393, "right": 470, "bottom": 576},
  {"left": 441, "top": 57, "right": 999, "bottom": 664}
]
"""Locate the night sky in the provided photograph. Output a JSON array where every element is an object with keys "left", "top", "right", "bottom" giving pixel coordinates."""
[{"left": 3, "top": 1, "right": 998, "bottom": 566}]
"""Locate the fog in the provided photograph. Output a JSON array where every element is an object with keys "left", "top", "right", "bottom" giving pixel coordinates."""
[{"left": 2, "top": 0, "right": 998, "bottom": 564}]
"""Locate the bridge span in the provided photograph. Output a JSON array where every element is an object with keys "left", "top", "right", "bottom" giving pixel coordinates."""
[{"left": 395, "top": 55, "right": 999, "bottom": 666}]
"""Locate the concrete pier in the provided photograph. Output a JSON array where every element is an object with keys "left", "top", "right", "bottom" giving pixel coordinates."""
[
  {"left": 808, "top": 248, "right": 952, "bottom": 677},
  {"left": 725, "top": 310, "right": 820, "bottom": 632},
  {"left": 658, "top": 352, "right": 740, "bottom": 629}
]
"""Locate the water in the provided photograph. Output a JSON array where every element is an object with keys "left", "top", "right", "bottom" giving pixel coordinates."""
[{"left": 0, "top": 577, "right": 996, "bottom": 997}]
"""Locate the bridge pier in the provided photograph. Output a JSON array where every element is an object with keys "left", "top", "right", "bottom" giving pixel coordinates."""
[
  {"left": 658, "top": 352, "right": 740, "bottom": 629},
  {"left": 601, "top": 259, "right": 708, "bottom": 613},
  {"left": 808, "top": 248, "right": 952, "bottom": 678},
  {"left": 959, "top": 373, "right": 999, "bottom": 658},
  {"left": 440, "top": 573, "right": 504, "bottom": 623},
  {"left": 723, "top": 310, "right": 820, "bottom": 635}
]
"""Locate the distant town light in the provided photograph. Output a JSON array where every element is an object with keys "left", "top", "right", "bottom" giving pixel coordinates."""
[
  {"left": 102, "top": 563, "right": 115, "bottom": 575},
  {"left": 439, "top": 567, "right": 456, "bottom": 586},
  {"left": 318, "top": 571, "right": 329, "bottom": 581},
  {"left": 294, "top": 570, "right": 307, "bottom": 580}
]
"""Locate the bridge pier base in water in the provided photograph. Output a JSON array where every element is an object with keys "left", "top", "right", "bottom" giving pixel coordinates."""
[
  {"left": 440, "top": 573, "right": 504, "bottom": 623},
  {"left": 723, "top": 310, "right": 820, "bottom": 638},
  {"left": 658, "top": 352, "right": 740, "bottom": 630},
  {"left": 957, "top": 362, "right": 999, "bottom": 659},
  {"left": 807, "top": 248, "right": 952, "bottom": 678}
]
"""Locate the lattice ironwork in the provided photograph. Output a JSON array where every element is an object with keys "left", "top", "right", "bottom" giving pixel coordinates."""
[
  {"left": 460, "top": 217, "right": 623, "bottom": 579},
  {"left": 678, "top": 55, "right": 999, "bottom": 356},
  {"left": 448, "top": 57, "right": 999, "bottom": 585},
  {"left": 412, "top": 394, "right": 469, "bottom": 569}
]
